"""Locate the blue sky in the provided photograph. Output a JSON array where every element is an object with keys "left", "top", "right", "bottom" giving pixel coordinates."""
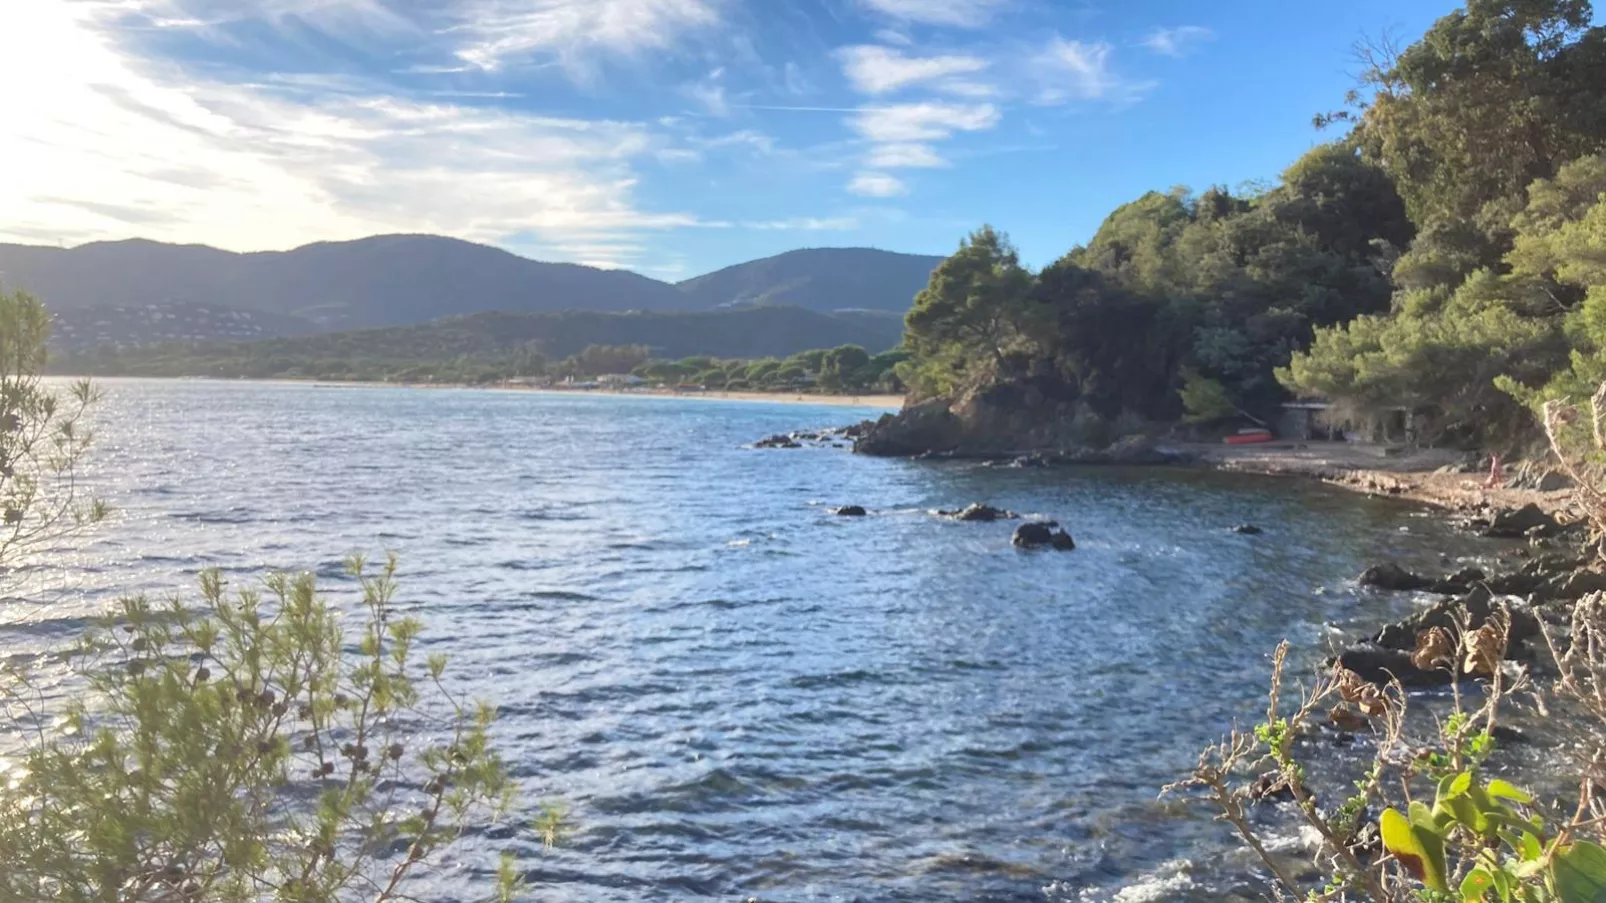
[{"left": 0, "top": 0, "right": 1458, "bottom": 279}]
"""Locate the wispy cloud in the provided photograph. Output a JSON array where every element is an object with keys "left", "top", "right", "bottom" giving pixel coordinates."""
[
  {"left": 836, "top": 45, "right": 990, "bottom": 96},
  {"left": 848, "top": 172, "right": 908, "bottom": 197},
  {"left": 449, "top": 0, "right": 725, "bottom": 74},
  {"left": 743, "top": 216, "right": 860, "bottom": 230},
  {"left": 1141, "top": 25, "right": 1214, "bottom": 58},
  {"left": 1032, "top": 36, "right": 1154, "bottom": 106},
  {"left": 866, "top": 142, "right": 947, "bottom": 168},
  {"left": 0, "top": 0, "right": 708, "bottom": 269},
  {"left": 858, "top": 0, "right": 1009, "bottom": 28},
  {"left": 851, "top": 101, "right": 999, "bottom": 143},
  {"left": 686, "top": 67, "right": 731, "bottom": 116}
]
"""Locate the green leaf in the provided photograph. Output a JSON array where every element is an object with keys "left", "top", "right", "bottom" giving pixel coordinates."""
[
  {"left": 1382, "top": 806, "right": 1450, "bottom": 893},
  {"left": 1520, "top": 832, "right": 1544, "bottom": 862},
  {"left": 1461, "top": 868, "right": 1494, "bottom": 902},
  {"left": 1487, "top": 779, "right": 1534, "bottom": 805},
  {"left": 1445, "top": 771, "right": 1473, "bottom": 801},
  {"left": 1555, "top": 841, "right": 1606, "bottom": 903}
]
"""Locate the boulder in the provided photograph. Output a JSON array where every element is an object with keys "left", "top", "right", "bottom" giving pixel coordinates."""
[
  {"left": 1248, "top": 771, "right": 1294, "bottom": 803},
  {"left": 1537, "top": 471, "right": 1573, "bottom": 492},
  {"left": 755, "top": 434, "right": 802, "bottom": 449},
  {"left": 835, "top": 505, "right": 868, "bottom": 517},
  {"left": 941, "top": 503, "right": 1020, "bottom": 522},
  {"left": 1429, "top": 567, "right": 1487, "bottom": 595},
  {"left": 1334, "top": 645, "right": 1448, "bottom": 687},
  {"left": 1534, "top": 568, "right": 1606, "bottom": 604},
  {"left": 1483, "top": 571, "right": 1546, "bottom": 596},
  {"left": 1231, "top": 524, "right": 1264, "bottom": 535},
  {"left": 1483, "top": 503, "right": 1560, "bottom": 539},
  {"left": 1370, "top": 584, "right": 1541, "bottom": 653},
  {"left": 1358, "top": 563, "right": 1434, "bottom": 592},
  {"left": 853, "top": 399, "right": 959, "bottom": 457},
  {"left": 1012, "top": 522, "right": 1076, "bottom": 551}
]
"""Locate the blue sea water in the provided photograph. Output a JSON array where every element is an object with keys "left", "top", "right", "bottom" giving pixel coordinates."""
[{"left": 3, "top": 379, "right": 1505, "bottom": 902}]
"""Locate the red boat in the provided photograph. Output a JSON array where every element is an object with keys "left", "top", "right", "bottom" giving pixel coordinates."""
[{"left": 1223, "top": 430, "right": 1274, "bottom": 445}]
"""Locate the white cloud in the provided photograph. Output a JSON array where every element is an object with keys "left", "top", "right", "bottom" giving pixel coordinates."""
[
  {"left": 850, "top": 101, "right": 999, "bottom": 143},
  {"left": 686, "top": 67, "right": 730, "bottom": 116},
  {"left": 743, "top": 216, "right": 860, "bottom": 230},
  {"left": 836, "top": 45, "right": 990, "bottom": 96},
  {"left": 0, "top": 1, "right": 705, "bottom": 266},
  {"left": 1033, "top": 36, "right": 1154, "bottom": 106},
  {"left": 859, "top": 0, "right": 1008, "bottom": 28},
  {"left": 451, "top": 0, "right": 724, "bottom": 73},
  {"left": 697, "top": 129, "right": 775, "bottom": 153},
  {"left": 848, "top": 172, "right": 908, "bottom": 197},
  {"left": 866, "top": 142, "right": 947, "bottom": 168},
  {"left": 1141, "top": 25, "right": 1214, "bottom": 58},
  {"left": 873, "top": 28, "right": 913, "bottom": 46}
]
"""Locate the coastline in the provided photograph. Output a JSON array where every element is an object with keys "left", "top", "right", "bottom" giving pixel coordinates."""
[
  {"left": 65, "top": 376, "right": 906, "bottom": 409},
  {"left": 1187, "top": 440, "right": 1577, "bottom": 518}
]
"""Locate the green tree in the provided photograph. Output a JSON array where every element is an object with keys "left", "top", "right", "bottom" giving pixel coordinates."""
[
  {"left": 1340, "top": 0, "right": 1606, "bottom": 284},
  {"left": 0, "top": 284, "right": 105, "bottom": 565},
  {"left": 902, "top": 226, "right": 1034, "bottom": 398},
  {"left": 820, "top": 344, "right": 871, "bottom": 390},
  {"left": 1179, "top": 369, "right": 1240, "bottom": 423},
  {"left": 0, "top": 286, "right": 535, "bottom": 902}
]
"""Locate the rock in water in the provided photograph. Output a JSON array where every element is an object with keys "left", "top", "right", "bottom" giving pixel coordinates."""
[
  {"left": 1012, "top": 522, "right": 1076, "bottom": 551},
  {"left": 835, "top": 505, "right": 868, "bottom": 517},
  {"left": 1358, "top": 563, "right": 1434, "bottom": 592},
  {"left": 942, "top": 503, "right": 1020, "bottom": 522},
  {"left": 1334, "top": 645, "right": 1446, "bottom": 687},
  {"left": 1231, "top": 524, "right": 1263, "bottom": 535}
]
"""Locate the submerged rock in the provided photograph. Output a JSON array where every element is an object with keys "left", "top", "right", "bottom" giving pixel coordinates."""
[
  {"left": 1231, "top": 524, "right": 1263, "bottom": 535},
  {"left": 1358, "top": 563, "right": 1434, "bottom": 592},
  {"left": 940, "top": 503, "right": 1020, "bottom": 522},
  {"left": 834, "top": 505, "right": 868, "bottom": 517},
  {"left": 755, "top": 433, "right": 802, "bottom": 449},
  {"left": 1012, "top": 522, "right": 1076, "bottom": 551},
  {"left": 1357, "top": 563, "right": 1487, "bottom": 595}
]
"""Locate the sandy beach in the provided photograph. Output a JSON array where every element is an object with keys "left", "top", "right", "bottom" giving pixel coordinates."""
[{"left": 522, "top": 388, "right": 905, "bottom": 408}]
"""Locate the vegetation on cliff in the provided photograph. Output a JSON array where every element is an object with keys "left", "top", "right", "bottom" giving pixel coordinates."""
[{"left": 888, "top": 0, "right": 1606, "bottom": 451}]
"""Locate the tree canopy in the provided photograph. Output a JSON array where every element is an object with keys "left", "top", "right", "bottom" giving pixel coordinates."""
[{"left": 893, "top": 0, "right": 1606, "bottom": 449}]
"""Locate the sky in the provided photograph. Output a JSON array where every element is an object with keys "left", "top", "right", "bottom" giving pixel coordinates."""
[{"left": 0, "top": 0, "right": 1462, "bottom": 279}]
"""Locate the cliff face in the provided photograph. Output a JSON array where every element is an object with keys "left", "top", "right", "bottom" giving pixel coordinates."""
[{"left": 854, "top": 379, "right": 1154, "bottom": 458}]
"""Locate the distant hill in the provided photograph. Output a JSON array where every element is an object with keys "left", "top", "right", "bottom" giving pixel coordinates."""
[
  {"left": 49, "top": 301, "right": 316, "bottom": 352},
  {"left": 0, "top": 236, "right": 941, "bottom": 350},
  {"left": 53, "top": 306, "right": 907, "bottom": 380},
  {"left": 0, "top": 235, "right": 688, "bottom": 334},
  {"left": 676, "top": 247, "right": 944, "bottom": 313}
]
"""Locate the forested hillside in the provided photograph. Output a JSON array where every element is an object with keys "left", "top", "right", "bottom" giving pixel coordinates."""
[
  {"left": 877, "top": 0, "right": 1606, "bottom": 454},
  {"left": 676, "top": 248, "right": 944, "bottom": 313},
  {"left": 0, "top": 237, "right": 939, "bottom": 346},
  {"left": 55, "top": 306, "right": 904, "bottom": 382}
]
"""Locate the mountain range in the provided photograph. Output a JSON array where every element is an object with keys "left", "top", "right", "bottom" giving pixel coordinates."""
[{"left": 0, "top": 235, "right": 944, "bottom": 353}]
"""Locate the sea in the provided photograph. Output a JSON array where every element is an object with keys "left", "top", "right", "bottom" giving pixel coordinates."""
[{"left": 1, "top": 379, "right": 1510, "bottom": 902}]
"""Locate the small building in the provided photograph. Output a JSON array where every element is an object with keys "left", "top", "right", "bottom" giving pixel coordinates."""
[
  {"left": 597, "top": 373, "right": 645, "bottom": 388},
  {"left": 1278, "top": 402, "right": 1419, "bottom": 445}
]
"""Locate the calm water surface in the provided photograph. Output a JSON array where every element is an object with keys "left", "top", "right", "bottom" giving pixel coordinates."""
[{"left": 5, "top": 380, "right": 1506, "bottom": 902}]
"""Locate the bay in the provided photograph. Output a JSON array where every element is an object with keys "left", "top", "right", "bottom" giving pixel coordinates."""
[{"left": 4, "top": 379, "right": 1502, "bottom": 902}]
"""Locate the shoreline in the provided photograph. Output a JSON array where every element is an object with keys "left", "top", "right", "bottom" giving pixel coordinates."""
[
  {"left": 1185, "top": 440, "right": 1577, "bottom": 518},
  {"left": 63, "top": 376, "right": 905, "bottom": 410}
]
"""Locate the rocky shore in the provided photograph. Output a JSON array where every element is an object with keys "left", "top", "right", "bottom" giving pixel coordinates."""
[{"left": 765, "top": 403, "right": 1603, "bottom": 695}]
